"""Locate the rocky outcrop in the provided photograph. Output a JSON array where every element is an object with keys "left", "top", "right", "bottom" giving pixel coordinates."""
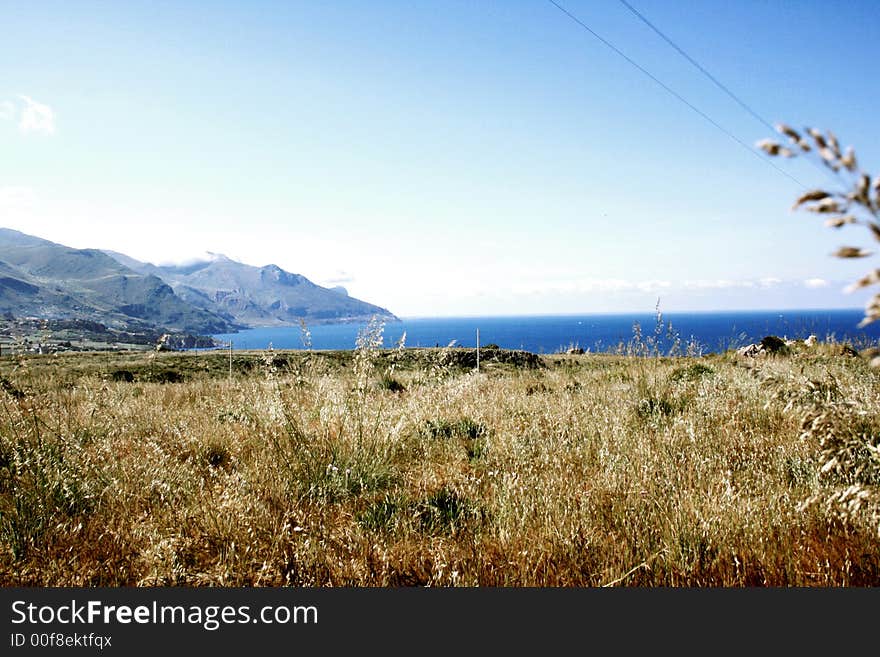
[{"left": 736, "top": 335, "right": 789, "bottom": 358}]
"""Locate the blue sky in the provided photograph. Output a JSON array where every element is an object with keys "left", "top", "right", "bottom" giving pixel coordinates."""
[{"left": 2, "top": 0, "right": 879, "bottom": 317}]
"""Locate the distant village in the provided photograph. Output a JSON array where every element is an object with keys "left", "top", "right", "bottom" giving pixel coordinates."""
[{"left": 0, "top": 316, "right": 219, "bottom": 355}]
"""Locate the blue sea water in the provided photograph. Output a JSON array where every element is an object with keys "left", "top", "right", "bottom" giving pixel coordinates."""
[{"left": 212, "top": 309, "right": 880, "bottom": 355}]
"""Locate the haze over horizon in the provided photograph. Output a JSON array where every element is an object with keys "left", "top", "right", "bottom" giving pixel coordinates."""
[{"left": 2, "top": 1, "right": 878, "bottom": 318}]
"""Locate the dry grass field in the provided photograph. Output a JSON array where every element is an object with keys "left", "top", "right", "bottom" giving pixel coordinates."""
[{"left": 1, "top": 330, "right": 878, "bottom": 586}]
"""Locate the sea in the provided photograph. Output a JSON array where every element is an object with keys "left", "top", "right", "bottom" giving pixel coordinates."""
[{"left": 211, "top": 309, "right": 880, "bottom": 355}]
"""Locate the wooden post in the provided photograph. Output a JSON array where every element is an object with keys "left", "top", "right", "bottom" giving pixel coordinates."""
[
  {"left": 228, "top": 340, "right": 233, "bottom": 381},
  {"left": 476, "top": 328, "right": 480, "bottom": 373}
]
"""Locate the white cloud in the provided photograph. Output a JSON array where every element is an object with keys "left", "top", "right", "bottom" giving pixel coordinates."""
[
  {"left": 0, "top": 100, "right": 15, "bottom": 121},
  {"left": 511, "top": 278, "right": 633, "bottom": 296},
  {"left": 636, "top": 279, "right": 672, "bottom": 293},
  {"left": 683, "top": 279, "right": 754, "bottom": 290},
  {"left": 804, "top": 278, "right": 829, "bottom": 289},
  {"left": 758, "top": 277, "right": 782, "bottom": 288},
  {"left": 17, "top": 95, "right": 55, "bottom": 136},
  {"left": 508, "top": 276, "right": 799, "bottom": 299}
]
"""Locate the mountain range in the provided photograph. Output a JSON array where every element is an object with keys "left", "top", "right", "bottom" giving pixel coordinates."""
[
  {"left": 0, "top": 228, "right": 397, "bottom": 336},
  {"left": 103, "top": 249, "right": 396, "bottom": 328}
]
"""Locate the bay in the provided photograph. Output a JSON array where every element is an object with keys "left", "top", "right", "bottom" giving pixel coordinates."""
[{"left": 212, "top": 309, "right": 880, "bottom": 355}]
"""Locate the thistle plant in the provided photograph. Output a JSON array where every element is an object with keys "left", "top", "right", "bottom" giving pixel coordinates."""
[{"left": 758, "top": 124, "right": 880, "bottom": 359}]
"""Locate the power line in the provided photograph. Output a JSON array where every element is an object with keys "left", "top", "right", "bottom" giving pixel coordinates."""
[
  {"left": 616, "top": 0, "right": 776, "bottom": 133},
  {"left": 545, "top": 0, "right": 806, "bottom": 189},
  {"left": 615, "top": 0, "right": 840, "bottom": 187}
]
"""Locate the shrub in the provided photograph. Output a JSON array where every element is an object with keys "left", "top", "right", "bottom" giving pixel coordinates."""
[
  {"left": 422, "top": 417, "right": 486, "bottom": 441},
  {"left": 110, "top": 369, "right": 134, "bottom": 383},
  {"left": 636, "top": 396, "right": 676, "bottom": 418},
  {"left": 417, "top": 487, "right": 469, "bottom": 533},
  {"left": 358, "top": 495, "right": 404, "bottom": 533},
  {"left": 669, "top": 363, "right": 714, "bottom": 382},
  {"left": 760, "top": 335, "right": 788, "bottom": 354},
  {"left": 378, "top": 375, "right": 405, "bottom": 393},
  {"left": 147, "top": 369, "right": 184, "bottom": 384}
]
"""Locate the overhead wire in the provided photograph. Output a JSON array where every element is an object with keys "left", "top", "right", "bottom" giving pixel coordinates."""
[
  {"left": 615, "top": 0, "right": 840, "bottom": 187},
  {"left": 545, "top": 0, "right": 807, "bottom": 189},
  {"left": 616, "top": 0, "right": 776, "bottom": 133}
]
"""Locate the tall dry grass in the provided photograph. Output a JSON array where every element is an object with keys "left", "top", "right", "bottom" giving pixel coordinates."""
[
  {"left": 759, "top": 124, "right": 880, "bottom": 336},
  {"left": 0, "top": 334, "right": 878, "bottom": 586}
]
